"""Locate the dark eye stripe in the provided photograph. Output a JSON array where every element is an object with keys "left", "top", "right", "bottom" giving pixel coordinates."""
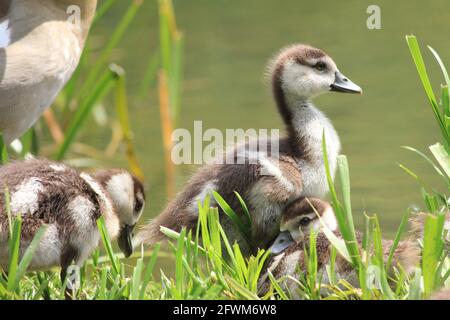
[{"left": 299, "top": 217, "right": 311, "bottom": 226}]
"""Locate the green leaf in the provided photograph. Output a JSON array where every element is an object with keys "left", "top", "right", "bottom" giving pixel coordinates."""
[
  {"left": 0, "top": 134, "right": 8, "bottom": 165},
  {"left": 422, "top": 213, "right": 445, "bottom": 297},
  {"left": 130, "top": 258, "right": 144, "bottom": 300},
  {"left": 79, "top": 0, "right": 143, "bottom": 98},
  {"left": 406, "top": 35, "right": 450, "bottom": 148},
  {"left": 212, "top": 191, "right": 250, "bottom": 240},
  {"left": 115, "top": 69, "right": 145, "bottom": 180},
  {"left": 174, "top": 228, "right": 186, "bottom": 297},
  {"left": 442, "top": 86, "right": 450, "bottom": 119},
  {"left": 267, "top": 271, "right": 289, "bottom": 300},
  {"left": 371, "top": 216, "right": 395, "bottom": 299},
  {"left": 14, "top": 225, "right": 48, "bottom": 289},
  {"left": 56, "top": 66, "right": 119, "bottom": 160},
  {"left": 7, "top": 216, "right": 22, "bottom": 292},
  {"left": 386, "top": 211, "right": 410, "bottom": 271},
  {"left": 429, "top": 143, "right": 450, "bottom": 179},
  {"left": 96, "top": 217, "right": 120, "bottom": 276},
  {"left": 234, "top": 191, "right": 252, "bottom": 227},
  {"left": 428, "top": 46, "right": 450, "bottom": 88},
  {"left": 402, "top": 146, "right": 447, "bottom": 180},
  {"left": 139, "top": 244, "right": 161, "bottom": 299}
]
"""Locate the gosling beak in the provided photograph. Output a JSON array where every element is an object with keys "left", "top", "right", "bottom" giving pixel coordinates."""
[
  {"left": 118, "top": 224, "right": 134, "bottom": 258},
  {"left": 330, "top": 71, "right": 362, "bottom": 94},
  {"left": 269, "top": 230, "right": 294, "bottom": 255}
]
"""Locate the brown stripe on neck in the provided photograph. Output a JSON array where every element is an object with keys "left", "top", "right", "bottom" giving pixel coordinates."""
[{"left": 271, "top": 64, "right": 312, "bottom": 161}]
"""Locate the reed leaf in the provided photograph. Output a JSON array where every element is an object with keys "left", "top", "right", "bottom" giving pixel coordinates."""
[
  {"left": 97, "top": 217, "right": 120, "bottom": 276},
  {"left": 406, "top": 35, "right": 450, "bottom": 148},
  {"left": 114, "top": 68, "right": 145, "bottom": 180},
  {"left": 79, "top": 0, "right": 143, "bottom": 97},
  {"left": 56, "top": 66, "right": 119, "bottom": 160}
]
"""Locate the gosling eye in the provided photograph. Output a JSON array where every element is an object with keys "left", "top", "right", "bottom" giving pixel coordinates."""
[
  {"left": 313, "top": 61, "right": 327, "bottom": 72},
  {"left": 299, "top": 217, "right": 311, "bottom": 226},
  {"left": 134, "top": 199, "right": 143, "bottom": 213}
]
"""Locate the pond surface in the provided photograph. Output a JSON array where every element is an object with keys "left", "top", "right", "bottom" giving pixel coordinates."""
[{"left": 90, "top": 0, "right": 450, "bottom": 236}]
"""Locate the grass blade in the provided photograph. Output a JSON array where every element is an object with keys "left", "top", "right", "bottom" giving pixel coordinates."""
[
  {"left": 115, "top": 68, "right": 145, "bottom": 180},
  {"left": 14, "top": 225, "right": 48, "bottom": 289},
  {"left": 386, "top": 211, "right": 410, "bottom": 271},
  {"left": 406, "top": 35, "right": 449, "bottom": 147},
  {"left": 7, "top": 216, "right": 22, "bottom": 292},
  {"left": 97, "top": 217, "right": 120, "bottom": 276},
  {"left": 0, "top": 134, "right": 9, "bottom": 164},
  {"left": 56, "top": 66, "right": 119, "bottom": 160}
]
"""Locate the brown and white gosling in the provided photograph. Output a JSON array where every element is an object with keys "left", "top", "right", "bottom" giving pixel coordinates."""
[
  {"left": 258, "top": 198, "right": 420, "bottom": 297},
  {"left": 0, "top": 1, "right": 97, "bottom": 143},
  {"left": 137, "top": 44, "right": 362, "bottom": 253},
  {"left": 0, "top": 159, "right": 145, "bottom": 283}
]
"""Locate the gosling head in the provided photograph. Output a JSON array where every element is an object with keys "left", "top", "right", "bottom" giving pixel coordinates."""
[
  {"left": 93, "top": 169, "right": 145, "bottom": 257},
  {"left": 269, "top": 198, "right": 337, "bottom": 255},
  {"left": 270, "top": 44, "right": 362, "bottom": 100}
]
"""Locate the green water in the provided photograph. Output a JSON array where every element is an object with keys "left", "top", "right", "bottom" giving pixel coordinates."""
[{"left": 89, "top": 0, "right": 450, "bottom": 236}]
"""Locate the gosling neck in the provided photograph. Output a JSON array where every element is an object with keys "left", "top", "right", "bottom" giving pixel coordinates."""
[{"left": 272, "top": 74, "right": 316, "bottom": 160}]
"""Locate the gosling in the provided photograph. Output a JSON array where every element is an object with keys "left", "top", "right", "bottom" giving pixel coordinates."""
[
  {"left": 0, "top": 0, "right": 97, "bottom": 143},
  {"left": 258, "top": 198, "right": 420, "bottom": 298},
  {"left": 0, "top": 159, "right": 145, "bottom": 283}
]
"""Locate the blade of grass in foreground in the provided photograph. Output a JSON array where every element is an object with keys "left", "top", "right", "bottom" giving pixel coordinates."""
[
  {"left": 371, "top": 216, "right": 395, "bottom": 299},
  {"left": 322, "top": 133, "right": 361, "bottom": 268},
  {"left": 212, "top": 191, "right": 250, "bottom": 238},
  {"left": 386, "top": 211, "right": 410, "bottom": 271},
  {"left": 422, "top": 213, "right": 445, "bottom": 297},
  {"left": 79, "top": 0, "right": 143, "bottom": 98},
  {"left": 7, "top": 217, "right": 22, "bottom": 293},
  {"left": 428, "top": 46, "right": 450, "bottom": 88},
  {"left": 322, "top": 133, "right": 368, "bottom": 297},
  {"left": 174, "top": 228, "right": 186, "bottom": 298},
  {"left": 406, "top": 35, "right": 450, "bottom": 148},
  {"left": 429, "top": 143, "right": 450, "bottom": 179},
  {"left": 139, "top": 243, "right": 161, "bottom": 300},
  {"left": 13, "top": 225, "right": 47, "bottom": 290},
  {"left": 138, "top": 53, "right": 160, "bottom": 100},
  {"left": 97, "top": 217, "right": 120, "bottom": 276},
  {"left": 0, "top": 134, "right": 8, "bottom": 164}
]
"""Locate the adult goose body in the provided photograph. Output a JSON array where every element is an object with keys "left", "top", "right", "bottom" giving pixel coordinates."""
[{"left": 138, "top": 44, "right": 362, "bottom": 253}]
